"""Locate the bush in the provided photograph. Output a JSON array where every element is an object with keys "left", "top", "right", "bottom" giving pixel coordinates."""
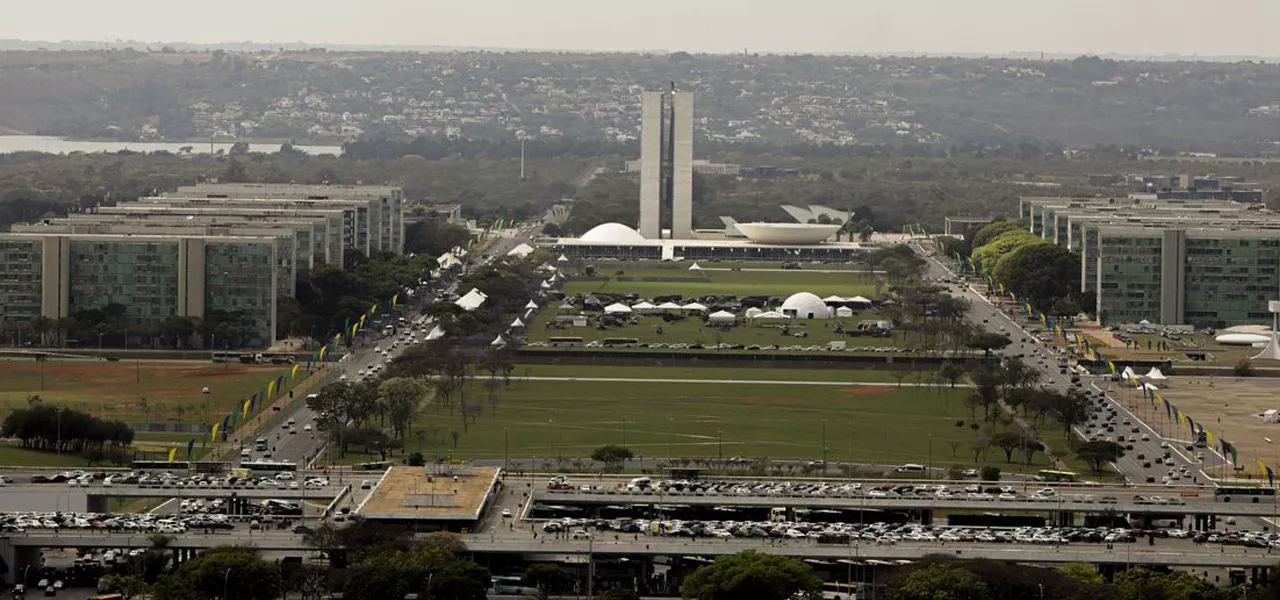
[
  {"left": 406, "top": 452, "right": 425, "bottom": 466},
  {"left": 980, "top": 466, "right": 1001, "bottom": 481},
  {"left": 1234, "top": 358, "right": 1256, "bottom": 377},
  {"left": 946, "top": 466, "right": 964, "bottom": 480}
]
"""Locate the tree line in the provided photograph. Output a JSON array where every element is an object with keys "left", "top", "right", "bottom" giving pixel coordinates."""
[{"left": 0, "top": 401, "right": 134, "bottom": 455}]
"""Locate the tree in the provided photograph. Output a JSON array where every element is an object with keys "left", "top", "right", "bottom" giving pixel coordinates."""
[
  {"left": 969, "top": 220, "right": 1023, "bottom": 253},
  {"left": 99, "top": 574, "right": 148, "bottom": 600},
  {"left": 993, "top": 242, "right": 1082, "bottom": 313},
  {"left": 150, "top": 546, "right": 280, "bottom": 600},
  {"left": 887, "top": 561, "right": 988, "bottom": 600},
  {"left": 591, "top": 444, "right": 635, "bottom": 467},
  {"left": 595, "top": 590, "right": 641, "bottom": 600},
  {"left": 1075, "top": 440, "right": 1125, "bottom": 472},
  {"left": 681, "top": 551, "right": 822, "bottom": 600},
  {"left": 966, "top": 333, "right": 1011, "bottom": 357},
  {"left": 990, "top": 431, "right": 1024, "bottom": 463},
  {"left": 378, "top": 377, "right": 431, "bottom": 440},
  {"left": 938, "top": 362, "right": 966, "bottom": 388},
  {"left": 1113, "top": 569, "right": 1218, "bottom": 600},
  {"left": 1235, "top": 358, "right": 1256, "bottom": 377},
  {"left": 979, "top": 466, "right": 1000, "bottom": 481},
  {"left": 523, "top": 564, "right": 574, "bottom": 594},
  {"left": 1058, "top": 563, "right": 1104, "bottom": 586}
]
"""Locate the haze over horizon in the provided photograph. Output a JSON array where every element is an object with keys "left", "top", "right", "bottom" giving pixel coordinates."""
[{"left": 5, "top": 0, "right": 1280, "bottom": 58}]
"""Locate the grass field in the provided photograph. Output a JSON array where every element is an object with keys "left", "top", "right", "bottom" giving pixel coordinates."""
[
  {"left": 336, "top": 375, "right": 1064, "bottom": 474},
  {"left": 562, "top": 268, "right": 879, "bottom": 298},
  {"left": 0, "top": 444, "right": 99, "bottom": 467},
  {"left": 526, "top": 309, "right": 908, "bottom": 349},
  {"left": 567, "top": 260, "right": 871, "bottom": 272},
  {"left": 514, "top": 364, "right": 913, "bottom": 383},
  {"left": 0, "top": 361, "right": 302, "bottom": 425}
]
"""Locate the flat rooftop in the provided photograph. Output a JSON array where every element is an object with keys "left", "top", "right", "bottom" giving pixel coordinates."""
[{"left": 357, "top": 465, "right": 500, "bottom": 521}]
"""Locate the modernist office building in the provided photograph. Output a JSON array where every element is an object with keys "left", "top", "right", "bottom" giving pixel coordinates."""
[
  {"left": 638, "top": 88, "right": 695, "bottom": 240},
  {"left": 1015, "top": 195, "right": 1280, "bottom": 328},
  {"left": 0, "top": 233, "right": 280, "bottom": 346},
  {"left": 174, "top": 183, "right": 405, "bottom": 255},
  {"left": 0, "top": 183, "right": 405, "bottom": 348}
]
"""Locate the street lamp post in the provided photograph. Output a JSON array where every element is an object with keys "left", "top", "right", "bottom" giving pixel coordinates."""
[
  {"left": 821, "top": 420, "right": 828, "bottom": 474},
  {"left": 504, "top": 428, "right": 510, "bottom": 472},
  {"left": 97, "top": 332, "right": 104, "bottom": 359},
  {"left": 55, "top": 407, "right": 62, "bottom": 455},
  {"left": 717, "top": 430, "right": 723, "bottom": 462},
  {"left": 223, "top": 567, "right": 233, "bottom": 600}
]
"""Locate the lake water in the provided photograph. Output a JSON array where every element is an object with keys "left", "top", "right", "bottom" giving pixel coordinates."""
[{"left": 0, "top": 135, "right": 342, "bottom": 156}]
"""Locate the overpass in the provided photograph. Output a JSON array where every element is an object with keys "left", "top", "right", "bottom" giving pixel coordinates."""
[
  {"left": 1, "top": 531, "right": 1276, "bottom": 583},
  {"left": 534, "top": 490, "right": 1280, "bottom": 522}
]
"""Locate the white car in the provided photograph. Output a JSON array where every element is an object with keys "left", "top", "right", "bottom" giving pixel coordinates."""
[{"left": 501, "top": 509, "right": 513, "bottom": 518}]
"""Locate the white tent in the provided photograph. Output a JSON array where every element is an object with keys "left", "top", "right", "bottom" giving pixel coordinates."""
[
  {"left": 558, "top": 303, "right": 576, "bottom": 310},
  {"left": 525, "top": 300, "right": 539, "bottom": 310},
  {"left": 846, "top": 295, "right": 873, "bottom": 306},
  {"left": 604, "top": 303, "right": 633, "bottom": 315},
  {"left": 682, "top": 302, "right": 709, "bottom": 312},
  {"left": 657, "top": 302, "right": 682, "bottom": 310},
  {"left": 688, "top": 262, "right": 703, "bottom": 271},
  {"left": 538, "top": 263, "right": 557, "bottom": 272},
  {"left": 557, "top": 254, "right": 569, "bottom": 262},
  {"left": 436, "top": 253, "right": 461, "bottom": 269},
  {"left": 1139, "top": 382, "right": 1160, "bottom": 392},
  {"left": 540, "top": 280, "right": 551, "bottom": 289},
  {"left": 1144, "top": 367, "right": 1167, "bottom": 380},
  {"left": 835, "top": 306, "right": 854, "bottom": 318},
  {"left": 455, "top": 288, "right": 489, "bottom": 311},
  {"left": 822, "top": 295, "right": 847, "bottom": 304},
  {"left": 510, "top": 317, "right": 525, "bottom": 328},
  {"left": 752, "top": 311, "right": 791, "bottom": 320},
  {"left": 491, "top": 335, "right": 506, "bottom": 347},
  {"left": 1121, "top": 366, "right": 1137, "bottom": 380},
  {"left": 744, "top": 307, "right": 764, "bottom": 318},
  {"left": 425, "top": 326, "right": 445, "bottom": 341},
  {"left": 708, "top": 310, "right": 736, "bottom": 324},
  {"left": 631, "top": 301, "right": 656, "bottom": 312},
  {"left": 507, "top": 243, "right": 535, "bottom": 258}
]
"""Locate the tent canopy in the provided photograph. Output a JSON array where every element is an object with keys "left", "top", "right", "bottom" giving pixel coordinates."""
[
  {"left": 708, "top": 310, "right": 736, "bottom": 323},
  {"left": 752, "top": 311, "right": 791, "bottom": 320},
  {"left": 604, "top": 303, "right": 633, "bottom": 314},
  {"left": 656, "top": 301, "right": 682, "bottom": 310},
  {"left": 525, "top": 300, "right": 539, "bottom": 310},
  {"left": 631, "top": 301, "right": 656, "bottom": 310},
  {"left": 510, "top": 317, "right": 525, "bottom": 328},
  {"left": 1145, "top": 367, "right": 1167, "bottom": 380},
  {"left": 491, "top": 335, "right": 506, "bottom": 346},
  {"left": 507, "top": 243, "right": 535, "bottom": 258},
  {"left": 455, "top": 288, "right": 489, "bottom": 311},
  {"left": 688, "top": 262, "right": 703, "bottom": 271},
  {"left": 835, "top": 306, "right": 854, "bottom": 317},
  {"left": 846, "top": 295, "right": 872, "bottom": 304},
  {"left": 556, "top": 254, "right": 569, "bottom": 262},
  {"left": 682, "top": 302, "right": 709, "bottom": 312},
  {"left": 822, "top": 295, "right": 846, "bottom": 303}
]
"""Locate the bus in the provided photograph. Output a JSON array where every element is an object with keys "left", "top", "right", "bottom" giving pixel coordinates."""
[
  {"left": 601, "top": 337, "right": 641, "bottom": 348},
  {"left": 212, "top": 352, "right": 242, "bottom": 364},
  {"left": 1037, "top": 470, "right": 1079, "bottom": 482},
  {"left": 133, "top": 460, "right": 190, "bottom": 470},
  {"left": 1214, "top": 486, "right": 1277, "bottom": 503},
  {"left": 822, "top": 582, "right": 861, "bottom": 600},
  {"left": 240, "top": 461, "right": 298, "bottom": 474},
  {"left": 548, "top": 336, "right": 584, "bottom": 347},
  {"left": 489, "top": 575, "right": 538, "bottom": 596}
]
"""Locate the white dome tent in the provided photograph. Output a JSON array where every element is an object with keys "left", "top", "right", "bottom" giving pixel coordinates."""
[
  {"left": 781, "top": 292, "right": 831, "bottom": 319},
  {"left": 604, "top": 303, "right": 633, "bottom": 315},
  {"left": 744, "top": 307, "right": 764, "bottom": 318},
  {"left": 708, "top": 310, "right": 737, "bottom": 324}
]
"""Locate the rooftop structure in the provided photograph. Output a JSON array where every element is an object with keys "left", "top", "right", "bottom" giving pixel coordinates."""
[{"left": 357, "top": 465, "right": 501, "bottom": 529}]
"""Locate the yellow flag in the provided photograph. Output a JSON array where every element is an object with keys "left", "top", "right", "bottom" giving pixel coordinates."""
[
  {"left": 290, "top": 364, "right": 300, "bottom": 380},
  {"left": 267, "top": 380, "right": 277, "bottom": 399},
  {"left": 242, "top": 400, "right": 251, "bottom": 417},
  {"left": 211, "top": 422, "right": 219, "bottom": 442},
  {"left": 167, "top": 448, "right": 177, "bottom": 463},
  {"left": 318, "top": 346, "right": 328, "bottom": 361}
]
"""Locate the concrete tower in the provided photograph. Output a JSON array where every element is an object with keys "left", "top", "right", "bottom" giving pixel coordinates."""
[
  {"left": 636, "top": 87, "right": 695, "bottom": 239},
  {"left": 638, "top": 91, "right": 664, "bottom": 239},
  {"left": 670, "top": 91, "right": 694, "bottom": 239}
]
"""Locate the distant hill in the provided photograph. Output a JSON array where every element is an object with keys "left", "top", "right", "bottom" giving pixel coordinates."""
[{"left": 0, "top": 49, "right": 1277, "bottom": 155}]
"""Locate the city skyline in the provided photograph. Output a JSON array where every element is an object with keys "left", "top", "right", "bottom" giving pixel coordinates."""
[{"left": 3, "top": 0, "right": 1280, "bottom": 59}]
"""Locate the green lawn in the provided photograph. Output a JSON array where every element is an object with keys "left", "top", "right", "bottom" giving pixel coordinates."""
[
  {"left": 514, "top": 364, "right": 913, "bottom": 383},
  {"left": 335, "top": 376, "right": 1059, "bottom": 474},
  {"left": 0, "top": 361, "right": 309, "bottom": 426},
  {"left": 566, "top": 260, "right": 871, "bottom": 273},
  {"left": 562, "top": 268, "right": 879, "bottom": 298},
  {"left": 0, "top": 444, "right": 100, "bottom": 467},
  {"left": 527, "top": 308, "right": 907, "bottom": 349}
]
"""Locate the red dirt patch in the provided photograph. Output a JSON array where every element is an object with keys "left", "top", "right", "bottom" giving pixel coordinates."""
[{"left": 836, "top": 386, "right": 894, "bottom": 397}]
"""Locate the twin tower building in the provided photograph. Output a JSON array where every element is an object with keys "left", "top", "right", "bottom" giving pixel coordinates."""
[{"left": 638, "top": 87, "right": 695, "bottom": 240}]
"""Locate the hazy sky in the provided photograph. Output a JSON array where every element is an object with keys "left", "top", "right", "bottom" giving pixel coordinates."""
[{"left": 6, "top": 0, "right": 1280, "bottom": 57}]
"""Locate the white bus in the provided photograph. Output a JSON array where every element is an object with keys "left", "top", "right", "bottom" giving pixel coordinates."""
[{"left": 1214, "top": 486, "right": 1277, "bottom": 503}]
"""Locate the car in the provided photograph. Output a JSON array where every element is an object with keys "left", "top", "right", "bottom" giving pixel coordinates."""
[
  {"left": 501, "top": 509, "right": 513, "bottom": 518},
  {"left": 304, "top": 424, "right": 312, "bottom": 432},
  {"left": 360, "top": 480, "right": 373, "bottom": 489},
  {"left": 571, "top": 529, "right": 592, "bottom": 540}
]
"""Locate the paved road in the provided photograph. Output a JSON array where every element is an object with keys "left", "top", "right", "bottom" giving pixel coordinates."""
[{"left": 508, "top": 376, "right": 968, "bottom": 387}]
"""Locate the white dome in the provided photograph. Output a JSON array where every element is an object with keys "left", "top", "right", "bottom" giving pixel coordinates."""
[
  {"left": 734, "top": 222, "right": 840, "bottom": 245},
  {"left": 580, "top": 222, "right": 646, "bottom": 244},
  {"left": 781, "top": 292, "right": 831, "bottom": 319}
]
